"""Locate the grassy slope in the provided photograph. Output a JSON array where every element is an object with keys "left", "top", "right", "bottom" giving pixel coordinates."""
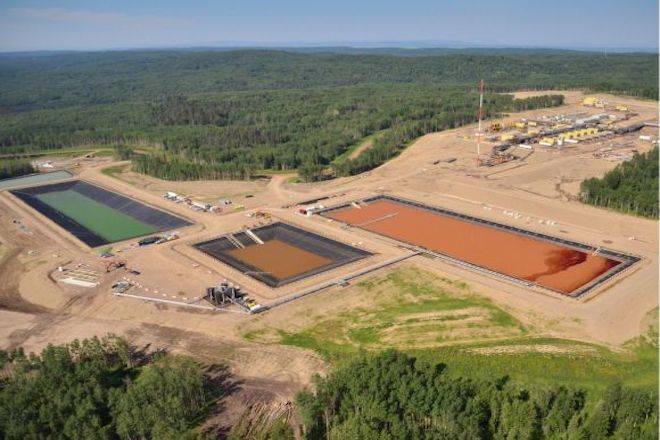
[
  {"left": 244, "top": 267, "right": 658, "bottom": 395},
  {"left": 331, "top": 130, "right": 385, "bottom": 165}
]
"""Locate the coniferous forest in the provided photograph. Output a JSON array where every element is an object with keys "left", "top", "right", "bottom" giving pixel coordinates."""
[
  {"left": 581, "top": 147, "right": 659, "bottom": 218},
  {"left": 0, "top": 336, "right": 210, "bottom": 439},
  {"left": 297, "top": 350, "right": 658, "bottom": 440},
  {"left": 0, "top": 49, "right": 657, "bottom": 181},
  {"left": 2, "top": 341, "right": 656, "bottom": 439}
]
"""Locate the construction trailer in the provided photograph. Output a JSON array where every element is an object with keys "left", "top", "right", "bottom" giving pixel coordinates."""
[
  {"left": 298, "top": 204, "right": 325, "bottom": 216},
  {"left": 500, "top": 133, "right": 516, "bottom": 142},
  {"left": 557, "top": 128, "right": 599, "bottom": 141},
  {"left": 615, "top": 123, "right": 645, "bottom": 135},
  {"left": 138, "top": 236, "right": 161, "bottom": 246},
  {"left": 539, "top": 137, "right": 556, "bottom": 147},
  {"left": 190, "top": 201, "right": 211, "bottom": 212}
]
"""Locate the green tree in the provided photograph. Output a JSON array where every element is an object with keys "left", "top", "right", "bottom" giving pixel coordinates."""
[
  {"left": 112, "top": 355, "right": 207, "bottom": 439},
  {"left": 295, "top": 351, "right": 658, "bottom": 440},
  {"left": 580, "top": 147, "right": 659, "bottom": 218}
]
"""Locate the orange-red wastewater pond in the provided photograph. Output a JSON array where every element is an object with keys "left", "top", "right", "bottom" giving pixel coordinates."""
[{"left": 324, "top": 198, "right": 621, "bottom": 295}]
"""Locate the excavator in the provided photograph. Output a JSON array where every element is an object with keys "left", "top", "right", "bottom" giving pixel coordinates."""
[{"left": 105, "top": 259, "right": 141, "bottom": 275}]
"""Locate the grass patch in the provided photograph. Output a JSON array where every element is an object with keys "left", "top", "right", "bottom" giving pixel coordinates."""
[
  {"left": 332, "top": 131, "right": 381, "bottom": 165},
  {"left": 413, "top": 336, "right": 658, "bottom": 394},
  {"left": 247, "top": 267, "right": 523, "bottom": 357},
  {"left": 243, "top": 267, "right": 658, "bottom": 395},
  {"left": 243, "top": 329, "right": 267, "bottom": 342},
  {"left": 101, "top": 164, "right": 129, "bottom": 177}
]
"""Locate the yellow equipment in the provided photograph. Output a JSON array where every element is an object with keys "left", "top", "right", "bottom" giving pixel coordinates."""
[
  {"left": 539, "top": 137, "right": 556, "bottom": 146},
  {"left": 582, "top": 97, "right": 603, "bottom": 107},
  {"left": 489, "top": 122, "right": 502, "bottom": 132}
]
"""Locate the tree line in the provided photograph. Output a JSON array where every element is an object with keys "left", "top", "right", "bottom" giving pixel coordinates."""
[
  {"left": 0, "top": 48, "right": 655, "bottom": 182},
  {"left": 296, "top": 350, "right": 658, "bottom": 439},
  {"left": 121, "top": 91, "right": 567, "bottom": 181},
  {"left": 2, "top": 87, "right": 561, "bottom": 181},
  {"left": 1, "top": 338, "right": 657, "bottom": 439},
  {"left": 580, "top": 147, "right": 658, "bottom": 218},
  {"left": 0, "top": 49, "right": 656, "bottom": 111},
  {"left": 132, "top": 153, "right": 256, "bottom": 180},
  {"left": 0, "top": 158, "right": 35, "bottom": 180}
]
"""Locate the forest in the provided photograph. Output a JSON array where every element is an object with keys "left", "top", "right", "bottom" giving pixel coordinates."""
[
  {"left": 0, "top": 49, "right": 657, "bottom": 180},
  {"left": 580, "top": 147, "right": 659, "bottom": 218},
  {"left": 297, "top": 350, "right": 658, "bottom": 439},
  {"left": 3, "top": 339, "right": 656, "bottom": 439},
  {"left": 0, "top": 336, "right": 214, "bottom": 439}
]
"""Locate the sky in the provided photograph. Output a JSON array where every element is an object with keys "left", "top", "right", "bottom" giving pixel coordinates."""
[{"left": 0, "top": 0, "right": 658, "bottom": 52}]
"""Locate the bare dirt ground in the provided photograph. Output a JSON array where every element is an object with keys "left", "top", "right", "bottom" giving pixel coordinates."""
[{"left": 0, "top": 90, "right": 657, "bottom": 428}]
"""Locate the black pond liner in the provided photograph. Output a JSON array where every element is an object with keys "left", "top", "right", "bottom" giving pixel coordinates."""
[
  {"left": 11, "top": 180, "right": 192, "bottom": 247},
  {"left": 194, "top": 222, "right": 372, "bottom": 287}
]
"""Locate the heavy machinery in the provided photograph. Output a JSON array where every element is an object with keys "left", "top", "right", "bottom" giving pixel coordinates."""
[
  {"left": 477, "top": 144, "right": 517, "bottom": 167},
  {"left": 205, "top": 282, "right": 263, "bottom": 312},
  {"left": 206, "top": 282, "right": 243, "bottom": 306},
  {"left": 105, "top": 259, "right": 140, "bottom": 274},
  {"left": 106, "top": 259, "right": 126, "bottom": 272}
]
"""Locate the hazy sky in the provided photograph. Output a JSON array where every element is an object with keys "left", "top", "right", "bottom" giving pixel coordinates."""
[{"left": 0, "top": 0, "right": 658, "bottom": 51}]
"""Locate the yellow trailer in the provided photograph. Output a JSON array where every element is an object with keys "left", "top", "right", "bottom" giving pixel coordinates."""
[
  {"left": 539, "top": 137, "right": 556, "bottom": 146},
  {"left": 582, "top": 97, "right": 603, "bottom": 107}
]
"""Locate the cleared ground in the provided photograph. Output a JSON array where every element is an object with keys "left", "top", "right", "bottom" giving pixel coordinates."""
[{"left": 0, "top": 90, "right": 657, "bottom": 422}]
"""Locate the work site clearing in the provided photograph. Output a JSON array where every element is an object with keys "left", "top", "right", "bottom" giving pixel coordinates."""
[{"left": 0, "top": 91, "right": 657, "bottom": 426}]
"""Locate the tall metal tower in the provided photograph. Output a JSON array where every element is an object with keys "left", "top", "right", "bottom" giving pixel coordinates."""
[{"left": 476, "top": 79, "right": 485, "bottom": 166}]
